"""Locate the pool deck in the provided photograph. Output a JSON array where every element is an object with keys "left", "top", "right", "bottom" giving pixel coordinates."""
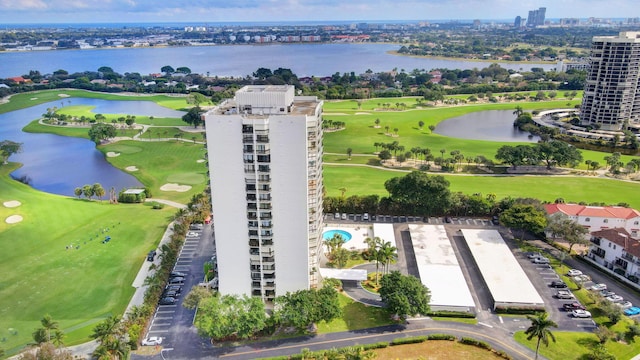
[{"left": 323, "top": 224, "right": 374, "bottom": 251}]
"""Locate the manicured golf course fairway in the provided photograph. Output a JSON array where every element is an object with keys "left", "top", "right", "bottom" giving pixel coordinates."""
[
  {"left": 323, "top": 164, "right": 640, "bottom": 209},
  {"left": 2, "top": 89, "right": 640, "bottom": 356},
  {"left": 0, "top": 163, "right": 173, "bottom": 355}
]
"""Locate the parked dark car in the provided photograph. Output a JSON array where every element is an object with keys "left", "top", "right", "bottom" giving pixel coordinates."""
[
  {"left": 162, "top": 290, "right": 179, "bottom": 299},
  {"left": 159, "top": 297, "right": 177, "bottom": 305},
  {"left": 550, "top": 280, "right": 568, "bottom": 288},
  {"left": 168, "top": 276, "right": 185, "bottom": 284},
  {"left": 170, "top": 271, "right": 186, "bottom": 278},
  {"left": 147, "top": 250, "right": 156, "bottom": 262},
  {"left": 165, "top": 285, "right": 182, "bottom": 294},
  {"left": 491, "top": 216, "right": 500, "bottom": 225},
  {"left": 444, "top": 217, "right": 452, "bottom": 223},
  {"left": 563, "top": 302, "right": 586, "bottom": 311}
]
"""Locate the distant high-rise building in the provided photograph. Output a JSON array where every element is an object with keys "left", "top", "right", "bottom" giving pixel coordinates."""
[
  {"left": 581, "top": 32, "right": 640, "bottom": 131},
  {"left": 526, "top": 7, "right": 546, "bottom": 27},
  {"left": 203, "top": 85, "right": 324, "bottom": 302},
  {"left": 514, "top": 16, "right": 522, "bottom": 28}
]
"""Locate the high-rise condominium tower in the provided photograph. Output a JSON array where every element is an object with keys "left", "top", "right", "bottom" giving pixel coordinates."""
[
  {"left": 203, "top": 85, "right": 324, "bottom": 302},
  {"left": 581, "top": 32, "right": 640, "bottom": 131}
]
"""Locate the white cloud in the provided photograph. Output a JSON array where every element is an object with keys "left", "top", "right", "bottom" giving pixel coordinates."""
[{"left": 0, "top": 0, "right": 637, "bottom": 22}]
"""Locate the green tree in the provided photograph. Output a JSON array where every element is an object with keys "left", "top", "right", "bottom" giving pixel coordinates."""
[
  {"left": 535, "top": 140, "right": 583, "bottom": 169},
  {"left": 74, "top": 187, "right": 83, "bottom": 198},
  {"left": 92, "top": 183, "right": 105, "bottom": 202},
  {"left": 182, "top": 286, "right": 214, "bottom": 310},
  {"left": 500, "top": 204, "right": 548, "bottom": 239},
  {"left": 88, "top": 123, "right": 117, "bottom": 144},
  {"left": 524, "top": 312, "right": 557, "bottom": 360},
  {"left": 182, "top": 106, "right": 205, "bottom": 128},
  {"left": 384, "top": 171, "right": 451, "bottom": 216},
  {"left": 428, "top": 124, "right": 436, "bottom": 133},
  {"left": 176, "top": 66, "right": 192, "bottom": 74},
  {"left": 161, "top": 65, "right": 175, "bottom": 76},
  {"left": 379, "top": 271, "right": 430, "bottom": 319},
  {"left": 378, "top": 241, "right": 397, "bottom": 274},
  {"left": 274, "top": 287, "right": 341, "bottom": 331},
  {"left": 82, "top": 184, "right": 94, "bottom": 200},
  {"left": 547, "top": 218, "right": 589, "bottom": 254},
  {"left": 195, "top": 294, "right": 267, "bottom": 340},
  {"left": 0, "top": 140, "right": 23, "bottom": 164},
  {"left": 418, "top": 120, "right": 424, "bottom": 129},
  {"left": 40, "top": 314, "right": 59, "bottom": 343}
]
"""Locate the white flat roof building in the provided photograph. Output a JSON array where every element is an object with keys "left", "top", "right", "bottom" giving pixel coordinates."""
[
  {"left": 461, "top": 229, "right": 544, "bottom": 310},
  {"left": 409, "top": 225, "right": 475, "bottom": 311},
  {"left": 204, "top": 85, "right": 324, "bottom": 302}
]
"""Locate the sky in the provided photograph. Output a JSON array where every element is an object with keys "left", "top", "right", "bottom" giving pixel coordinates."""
[{"left": 0, "top": 0, "right": 638, "bottom": 24}]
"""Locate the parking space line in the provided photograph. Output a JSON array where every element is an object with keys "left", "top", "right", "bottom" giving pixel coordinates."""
[
  {"left": 158, "top": 305, "right": 177, "bottom": 308},
  {"left": 151, "top": 322, "right": 173, "bottom": 327},
  {"left": 148, "top": 330, "right": 170, "bottom": 333},
  {"left": 157, "top": 311, "right": 176, "bottom": 314},
  {"left": 155, "top": 316, "right": 174, "bottom": 320}
]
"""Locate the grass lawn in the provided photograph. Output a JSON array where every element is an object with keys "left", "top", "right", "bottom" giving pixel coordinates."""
[
  {"left": 0, "top": 163, "right": 173, "bottom": 356},
  {"left": 0, "top": 89, "right": 190, "bottom": 114},
  {"left": 373, "top": 340, "right": 504, "bottom": 359},
  {"left": 514, "top": 330, "right": 640, "bottom": 360},
  {"left": 323, "top": 165, "right": 640, "bottom": 209},
  {"left": 99, "top": 140, "right": 207, "bottom": 203},
  {"left": 323, "top": 96, "right": 638, "bottom": 169},
  {"left": 316, "top": 292, "right": 394, "bottom": 333},
  {"left": 54, "top": 105, "right": 184, "bottom": 126}
]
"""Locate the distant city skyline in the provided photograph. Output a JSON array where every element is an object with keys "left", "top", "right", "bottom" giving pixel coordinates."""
[{"left": 0, "top": 0, "right": 638, "bottom": 24}]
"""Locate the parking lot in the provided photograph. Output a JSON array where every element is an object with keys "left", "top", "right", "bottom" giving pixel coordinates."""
[
  {"left": 326, "top": 213, "right": 495, "bottom": 226},
  {"left": 144, "top": 223, "right": 216, "bottom": 344}
]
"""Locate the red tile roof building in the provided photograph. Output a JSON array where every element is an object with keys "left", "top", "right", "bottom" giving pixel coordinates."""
[
  {"left": 587, "top": 228, "right": 640, "bottom": 282},
  {"left": 545, "top": 203, "right": 640, "bottom": 238}
]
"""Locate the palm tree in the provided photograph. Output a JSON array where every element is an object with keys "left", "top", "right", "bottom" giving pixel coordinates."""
[
  {"left": 513, "top": 105, "right": 524, "bottom": 118},
  {"left": 379, "top": 241, "right": 398, "bottom": 274},
  {"left": 374, "top": 118, "right": 380, "bottom": 128},
  {"left": 92, "top": 183, "right": 105, "bottom": 201},
  {"left": 52, "top": 330, "right": 65, "bottom": 347},
  {"left": 439, "top": 148, "right": 446, "bottom": 162},
  {"left": 40, "top": 314, "right": 59, "bottom": 342},
  {"left": 525, "top": 312, "right": 557, "bottom": 360}
]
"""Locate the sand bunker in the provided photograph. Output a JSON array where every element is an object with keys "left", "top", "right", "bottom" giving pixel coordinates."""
[
  {"left": 106, "top": 152, "right": 121, "bottom": 157},
  {"left": 3, "top": 200, "right": 21, "bottom": 208},
  {"left": 355, "top": 112, "right": 371, "bottom": 115},
  {"left": 160, "top": 183, "right": 192, "bottom": 192},
  {"left": 125, "top": 166, "right": 138, "bottom": 172},
  {"left": 58, "top": 94, "right": 70, "bottom": 98},
  {"left": 30, "top": 98, "right": 38, "bottom": 100},
  {"left": 196, "top": 159, "right": 206, "bottom": 163},
  {"left": 6, "top": 215, "right": 23, "bottom": 224}
]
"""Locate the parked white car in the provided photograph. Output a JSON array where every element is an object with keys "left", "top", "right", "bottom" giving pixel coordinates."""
[
  {"left": 572, "top": 310, "right": 592, "bottom": 318},
  {"left": 567, "top": 269, "right": 583, "bottom": 277},
  {"left": 186, "top": 231, "right": 199, "bottom": 237},
  {"left": 556, "top": 290, "right": 574, "bottom": 299},
  {"left": 532, "top": 257, "right": 550, "bottom": 264},
  {"left": 616, "top": 301, "right": 634, "bottom": 309},
  {"left": 606, "top": 295, "right": 624, "bottom": 303},
  {"left": 590, "top": 283, "right": 607, "bottom": 291},
  {"left": 141, "top": 336, "right": 163, "bottom": 346}
]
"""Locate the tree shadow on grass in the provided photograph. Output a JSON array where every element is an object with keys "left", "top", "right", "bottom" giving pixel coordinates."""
[{"left": 341, "top": 301, "right": 394, "bottom": 332}]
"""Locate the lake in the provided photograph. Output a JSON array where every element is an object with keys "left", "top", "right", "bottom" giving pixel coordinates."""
[
  {"left": 433, "top": 110, "right": 540, "bottom": 142},
  {"left": 0, "top": 43, "right": 556, "bottom": 78},
  {"left": 0, "top": 98, "right": 185, "bottom": 196}
]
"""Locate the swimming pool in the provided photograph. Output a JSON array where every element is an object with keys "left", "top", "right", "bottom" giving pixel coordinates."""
[{"left": 322, "top": 229, "right": 353, "bottom": 242}]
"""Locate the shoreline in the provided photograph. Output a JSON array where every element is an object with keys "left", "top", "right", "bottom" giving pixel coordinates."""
[{"left": 386, "top": 50, "right": 556, "bottom": 65}]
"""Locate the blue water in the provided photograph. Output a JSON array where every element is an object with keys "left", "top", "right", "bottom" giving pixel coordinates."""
[
  {"left": 0, "top": 98, "right": 184, "bottom": 196},
  {"left": 0, "top": 43, "right": 556, "bottom": 79},
  {"left": 434, "top": 110, "right": 540, "bottom": 142},
  {"left": 323, "top": 229, "right": 353, "bottom": 242}
]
